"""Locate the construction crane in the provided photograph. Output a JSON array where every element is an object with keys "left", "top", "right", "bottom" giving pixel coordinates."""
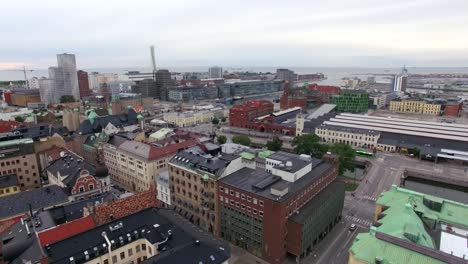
[{"left": 4, "top": 66, "right": 34, "bottom": 89}]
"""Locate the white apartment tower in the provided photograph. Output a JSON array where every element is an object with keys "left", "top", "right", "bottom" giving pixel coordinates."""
[{"left": 208, "top": 66, "right": 223, "bottom": 79}]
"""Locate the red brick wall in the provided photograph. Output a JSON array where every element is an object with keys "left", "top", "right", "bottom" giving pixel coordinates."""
[
  {"left": 93, "top": 187, "right": 159, "bottom": 225},
  {"left": 445, "top": 103, "right": 462, "bottom": 117}
]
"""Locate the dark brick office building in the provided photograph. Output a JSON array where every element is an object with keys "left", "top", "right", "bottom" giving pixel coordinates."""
[{"left": 219, "top": 152, "right": 340, "bottom": 264}]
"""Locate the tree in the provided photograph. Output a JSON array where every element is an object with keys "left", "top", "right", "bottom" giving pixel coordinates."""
[
  {"left": 60, "top": 95, "right": 75, "bottom": 103},
  {"left": 212, "top": 118, "right": 220, "bottom": 125},
  {"left": 291, "top": 134, "right": 328, "bottom": 158},
  {"left": 14, "top": 116, "right": 25, "bottom": 122},
  {"left": 266, "top": 136, "right": 283, "bottom": 151},
  {"left": 232, "top": 135, "right": 251, "bottom": 146},
  {"left": 217, "top": 135, "right": 227, "bottom": 145},
  {"left": 330, "top": 143, "right": 356, "bottom": 175},
  {"left": 221, "top": 117, "right": 227, "bottom": 123}
]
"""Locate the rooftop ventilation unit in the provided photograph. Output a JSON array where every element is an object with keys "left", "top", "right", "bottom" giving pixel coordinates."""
[{"left": 109, "top": 221, "right": 123, "bottom": 232}]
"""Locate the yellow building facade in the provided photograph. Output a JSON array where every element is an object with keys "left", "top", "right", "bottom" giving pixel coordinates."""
[{"left": 389, "top": 100, "right": 441, "bottom": 115}]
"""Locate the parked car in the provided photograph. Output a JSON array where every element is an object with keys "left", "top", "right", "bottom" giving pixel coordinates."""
[{"left": 349, "top": 224, "right": 357, "bottom": 231}]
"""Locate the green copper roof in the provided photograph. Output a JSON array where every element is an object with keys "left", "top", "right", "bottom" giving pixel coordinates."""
[
  {"left": 240, "top": 152, "right": 255, "bottom": 160},
  {"left": 202, "top": 174, "right": 210, "bottom": 180},
  {"left": 349, "top": 233, "right": 443, "bottom": 264},
  {"left": 349, "top": 185, "right": 468, "bottom": 264},
  {"left": 137, "top": 114, "right": 144, "bottom": 119},
  {"left": 258, "top": 150, "right": 274, "bottom": 159},
  {"left": 377, "top": 185, "right": 468, "bottom": 228}
]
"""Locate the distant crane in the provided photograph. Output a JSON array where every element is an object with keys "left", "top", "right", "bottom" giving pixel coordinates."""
[{"left": 4, "top": 66, "right": 34, "bottom": 89}]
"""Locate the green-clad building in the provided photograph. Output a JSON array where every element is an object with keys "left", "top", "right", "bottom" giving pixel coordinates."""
[
  {"left": 331, "top": 90, "right": 369, "bottom": 113},
  {"left": 349, "top": 185, "right": 468, "bottom": 264}
]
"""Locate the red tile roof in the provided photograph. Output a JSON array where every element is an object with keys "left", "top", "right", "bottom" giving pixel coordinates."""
[
  {"left": 38, "top": 215, "right": 96, "bottom": 246},
  {"left": 45, "top": 146, "right": 66, "bottom": 161},
  {"left": 0, "top": 214, "right": 26, "bottom": 235},
  {"left": 0, "top": 120, "right": 22, "bottom": 133},
  {"left": 148, "top": 139, "right": 198, "bottom": 160}
]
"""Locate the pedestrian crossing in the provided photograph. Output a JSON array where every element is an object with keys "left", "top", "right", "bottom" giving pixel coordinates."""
[
  {"left": 362, "top": 195, "right": 378, "bottom": 202},
  {"left": 345, "top": 215, "right": 372, "bottom": 227}
]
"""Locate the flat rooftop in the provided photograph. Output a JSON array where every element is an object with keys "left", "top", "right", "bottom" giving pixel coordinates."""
[{"left": 221, "top": 160, "right": 331, "bottom": 202}]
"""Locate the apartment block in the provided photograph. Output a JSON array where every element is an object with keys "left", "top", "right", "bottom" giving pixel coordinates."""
[
  {"left": 169, "top": 150, "right": 242, "bottom": 235},
  {"left": 0, "top": 138, "right": 41, "bottom": 190},
  {"left": 103, "top": 139, "right": 197, "bottom": 192},
  {"left": 389, "top": 100, "right": 441, "bottom": 115}
]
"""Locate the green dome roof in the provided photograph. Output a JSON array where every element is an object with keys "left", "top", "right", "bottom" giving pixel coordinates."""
[{"left": 137, "top": 114, "right": 144, "bottom": 120}]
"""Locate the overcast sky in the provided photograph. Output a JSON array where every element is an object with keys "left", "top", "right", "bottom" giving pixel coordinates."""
[{"left": 2, "top": 0, "right": 468, "bottom": 69}]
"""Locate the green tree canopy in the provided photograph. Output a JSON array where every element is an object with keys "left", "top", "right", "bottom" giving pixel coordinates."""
[
  {"left": 14, "top": 116, "right": 25, "bottom": 122},
  {"left": 291, "top": 134, "right": 328, "bottom": 158},
  {"left": 217, "top": 135, "right": 227, "bottom": 145},
  {"left": 232, "top": 135, "right": 251, "bottom": 146},
  {"left": 212, "top": 117, "right": 220, "bottom": 125},
  {"left": 266, "top": 136, "right": 283, "bottom": 151},
  {"left": 330, "top": 143, "right": 356, "bottom": 175},
  {"left": 60, "top": 95, "right": 76, "bottom": 103},
  {"left": 220, "top": 117, "right": 227, "bottom": 123}
]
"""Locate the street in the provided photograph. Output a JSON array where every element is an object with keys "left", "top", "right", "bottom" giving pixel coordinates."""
[{"left": 291, "top": 152, "right": 468, "bottom": 264}]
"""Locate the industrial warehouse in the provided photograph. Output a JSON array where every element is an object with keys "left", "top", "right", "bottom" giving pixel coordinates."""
[{"left": 301, "top": 113, "right": 468, "bottom": 162}]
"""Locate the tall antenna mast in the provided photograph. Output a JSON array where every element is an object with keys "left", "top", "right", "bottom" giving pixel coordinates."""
[{"left": 150, "top": 45, "right": 157, "bottom": 73}]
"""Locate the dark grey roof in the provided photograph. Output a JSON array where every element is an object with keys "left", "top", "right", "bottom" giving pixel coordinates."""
[
  {"left": 107, "top": 135, "right": 127, "bottom": 147},
  {"left": 1, "top": 220, "right": 43, "bottom": 264},
  {"left": 0, "top": 174, "right": 19, "bottom": 188},
  {"left": 318, "top": 124, "right": 380, "bottom": 135},
  {"left": 46, "top": 208, "right": 230, "bottom": 264},
  {"left": 0, "top": 185, "right": 69, "bottom": 219},
  {"left": 221, "top": 160, "right": 332, "bottom": 202},
  {"left": 77, "top": 109, "right": 138, "bottom": 135},
  {"left": 46, "top": 151, "right": 97, "bottom": 194},
  {"left": 289, "top": 181, "right": 345, "bottom": 224},
  {"left": 39, "top": 193, "right": 114, "bottom": 229},
  {"left": 170, "top": 150, "right": 231, "bottom": 177},
  {"left": 13, "top": 125, "right": 69, "bottom": 140},
  {"left": 378, "top": 132, "right": 468, "bottom": 152}
]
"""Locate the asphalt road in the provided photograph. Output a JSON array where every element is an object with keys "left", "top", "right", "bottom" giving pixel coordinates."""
[{"left": 292, "top": 152, "right": 468, "bottom": 264}]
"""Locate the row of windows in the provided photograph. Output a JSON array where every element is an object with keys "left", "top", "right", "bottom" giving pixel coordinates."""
[
  {"left": 101, "top": 243, "right": 150, "bottom": 264},
  {"left": 219, "top": 186, "right": 264, "bottom": 206},
  {"left": 0, "top": 187, "right": 18, "bottom": 194},
  {"left": 316, "top": 129, "right": 377, "bottom": 140},
  {"left": 220, "top": 196, "right": 264, "bottom": 217}
]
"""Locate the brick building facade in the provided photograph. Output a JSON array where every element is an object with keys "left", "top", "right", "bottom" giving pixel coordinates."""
[
  {"left": 280, "top": 83, "right": 340, "bottom": 110},
  {"left": 229, "top": 100, "right": 296, "bottom": 135},
  {"left": 219, "top": 152, "right": 339, "bottom": 263}
]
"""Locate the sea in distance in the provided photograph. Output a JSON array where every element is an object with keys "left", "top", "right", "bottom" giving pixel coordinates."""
[{"left": 2, "top": 67, "right": 468, "bottom": 86}]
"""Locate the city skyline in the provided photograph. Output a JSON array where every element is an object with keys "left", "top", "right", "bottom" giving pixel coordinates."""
[{"left": 2, "top": 0, "right": 468, "bottom": 70}]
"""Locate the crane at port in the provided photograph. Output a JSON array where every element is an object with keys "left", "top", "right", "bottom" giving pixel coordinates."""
[{"left": 4, "top": 66, "right": 34, "bottom": 89}]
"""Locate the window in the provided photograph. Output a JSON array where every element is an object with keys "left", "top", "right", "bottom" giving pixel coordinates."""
[
  {"left": 259, "top": 200, "right": 264, "bottom": 206},
  {"left": 230, "top": 200, "right": 234, "bottom": 206},
  {"left": 224, "top": 188, "right": 229, "bottom": 194},
  {"left": 220, "top": 187, "right": 224, "bottom": 192},
  {"left": 89, "top": 184, "right": 94, "bottom": 190},
  {"left": 259, "top": 211, "right": 264, "bottom": 217},
  {"left": 241, "top": 194, "right": 245, "bottom": 200},
  {"left": 79, "top": 186, "right": 84, "bottom": 193},
  {"left": 128, "top": 248, "right": 133, "bottom": 256},
  {"left": 142, "top": 244, "right": 147, "bottom": 251},
  {"left": 253, "top": 209, "right": 257, "bottom": 215},
  {"left": 236, "top": 202, "right": 239, "bottom": 208},
  {"left": 253, "top": 198, "right": 258, "bottom": 205},
  {"left": 235, "top": 192, "right": 239, "bottom": 198},
  {"left": 104, "top": 260, "right": 109, "bottom": 264},
  {"left": 136, "top": 245, "right": 140, "bottom": 252},
  {"left": 247, "top": 207, "right": 251, "bottom": 213},
  {"left": 112, "top": 255, "right": 117, "bottom": 263},
  {"left": 247, "top": 196, "right": 251, "bottom": 202},
  {"left": 120, "top": 252, "right": 125, "bottom": 260},
  {"left": 230, "top": 190, "right": 234, "bottom": 196}
]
